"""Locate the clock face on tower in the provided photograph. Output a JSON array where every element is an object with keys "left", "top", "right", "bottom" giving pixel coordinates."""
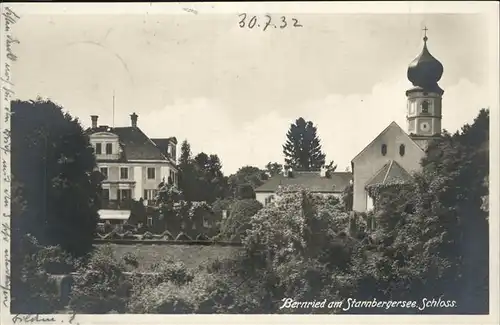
[{"left": 419, "top": 121, "right": 430, "bottom": 132}]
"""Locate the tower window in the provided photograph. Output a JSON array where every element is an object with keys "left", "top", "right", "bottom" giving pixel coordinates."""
[
  {"left": 421, "top": 101, "right": 429, "bottom": 114},
  {"left": 399, "top": 144, "right": 406, "bottom": 156},
  {"left": 381, "top": 144, "right": 387, "bottom": 156}
]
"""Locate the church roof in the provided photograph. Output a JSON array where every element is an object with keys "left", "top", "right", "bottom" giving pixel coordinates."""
[
  {"left": 255, "top": 171, "right": 352, "bottom": 193},
  {"left": 351, "top": 121, "right": 424, "bottom": 163},
  {"left": 365, "top": 160, "right": 412, "bottom": 188},
  {"left": 407, "top": 31, "right": 444, "bottom": 94}
]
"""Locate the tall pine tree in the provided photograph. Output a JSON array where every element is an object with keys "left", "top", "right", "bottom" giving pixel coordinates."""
[
  {"left": 178, "top": 140, "right": 196, "bottom": 201},
  {"left": 282, "top": 117, "right": 326, "bottom": 171}
]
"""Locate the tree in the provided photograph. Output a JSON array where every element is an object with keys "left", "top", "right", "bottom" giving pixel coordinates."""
[
  {"left": 236, "top": 184, "right": 255, "bottom": 200},
  {"left": 223, "top": 187, "right": 353, "bottom": 313},
  {"left": 218, "top": 199, "right": 263, "bottom": 242},
  {"left": 11, "top": 99, "right": 101, "bottom": 257},
  {"left": 353, "top": 109, "right": 490, "bottom": 314},
  {"left": 340, "top": 183, "right": 353, "bottom": 212},
  {"left": 265, "top": 162, "right": 283, "bottom": 177},
  {"left": 282, "top": 117, "right": 326, "bottom": 171},
  {"left": 192, "top": 153, "right": 228, "bottom": 203},
  {"left": 178, "top": 140, "right": 197, "bottom": 202},
  {"left": 179, "top": 140, "right": 192, "bottom": 167},
  {"left": 227, "top": 166, "right": 268, "bottom": 198}
]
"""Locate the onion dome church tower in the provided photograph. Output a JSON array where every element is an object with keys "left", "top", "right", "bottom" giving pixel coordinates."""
[{"left": 406, "top": 27, "right": 444, "bottom": 150}]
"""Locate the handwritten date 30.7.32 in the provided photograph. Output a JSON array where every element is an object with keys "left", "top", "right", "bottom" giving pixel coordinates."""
[{"left": 238, "top": 14, "right": 303, "bottom": 31}]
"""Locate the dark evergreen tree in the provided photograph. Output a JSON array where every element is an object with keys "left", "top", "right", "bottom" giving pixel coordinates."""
[
  {"left": 177, "top": 140, "right": 196, "bottom": 201},
  {"left": 11, "top": 99, "right": 101, "bottom": 258},
  {"left": 282, "top": 117, "right": 326, "bottom": 171}
]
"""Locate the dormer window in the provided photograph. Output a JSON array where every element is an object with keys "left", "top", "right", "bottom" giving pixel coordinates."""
[
  {"left": 421, "top": 100, "right": 429, "bottom": 114},
  {"left": 105, "top": 143, "right": 112, "bottom": 154},
  {"left": 381, "top": 144, "right": 387, "bottom": 156},
  {"left": 95, "top": 143, "right": 102, "bottom": 155}
]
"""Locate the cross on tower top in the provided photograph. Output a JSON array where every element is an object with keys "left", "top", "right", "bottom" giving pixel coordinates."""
[{"left": 422, "top": 26, "right": 428, "bottom": 42}]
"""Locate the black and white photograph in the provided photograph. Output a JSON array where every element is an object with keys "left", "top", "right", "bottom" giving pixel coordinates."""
[{"left": 0, "top": 2, "right": 498, "bottom": 324}]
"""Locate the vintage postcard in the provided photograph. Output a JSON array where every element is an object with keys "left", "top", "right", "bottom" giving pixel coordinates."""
[{"left": 0, "top": 1, "right": 499, "bottom": 325}]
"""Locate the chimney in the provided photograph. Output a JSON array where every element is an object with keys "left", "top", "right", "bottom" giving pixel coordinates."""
[
  {"left": 130, "top": 112, "right": 138, "bottom": 127},
  {"left": 91, "top": 115, "right": 98, "bottom": 128}
]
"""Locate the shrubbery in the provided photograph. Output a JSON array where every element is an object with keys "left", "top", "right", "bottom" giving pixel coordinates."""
[
  {"left": 69, "top": 245, "right": 130, "bottom": 314},
  {"left": 11, "top": 234, "right": 80, "bottom": 313},
  {"left": 218, "top": 199, "right": 263, "bottom": 241}
]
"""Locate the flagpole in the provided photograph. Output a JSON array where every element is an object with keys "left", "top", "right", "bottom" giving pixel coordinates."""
[{"left": 112, "top": 90, "right": 115, "bottom": 127}]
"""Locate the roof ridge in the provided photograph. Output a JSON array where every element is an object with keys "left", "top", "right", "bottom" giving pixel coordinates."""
[
  {"left": 364, "top": 161, "right": 390, "bottom": 187},
  {"left": 382, "top": 160, "right": 394, "bottom": 184},
  {"left": 135, "top": 128, "right": 170, "bottom": 161},
  {"left": 352, "top": 121, "right": 398, "bottom": 162}
]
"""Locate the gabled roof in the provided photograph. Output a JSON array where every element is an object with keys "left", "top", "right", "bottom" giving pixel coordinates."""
[
  {"left": 365, "top": 160, "right": 412, "bottom": 188},
  {"left": 255, "top": 171, "right": 352, "bottom": 193},
  {"left": 351, "top": 121, "right": 423, "bottom": 163},
  {"left": 87, "top": 126, "right": 169, "bottom": 161},
  {"left": 151, "top": 138, "right": 174, "bottom": 153}
]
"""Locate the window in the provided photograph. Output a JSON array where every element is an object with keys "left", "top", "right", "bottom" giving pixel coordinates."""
[
  {"left": 120, "top": 167, "right": 129, "bottom": 179},
  {"left": 105, "top": 143, "right": 113, "bottom": 154},
  {"left": 143, "top": 189, "right": 157, "bottom": 201},
  {"left": 118, "top": 189, "right": 132, "bottom": 201},
  {"left": 421, "top": 100, "right": 429, "bottom": 113},
  {"left": 168, "top": 170, "right": 174, "bottom": 184},
  {"left": 381, "top": 144, "right": 387, "bottom": 156},
  {"left": 399, "top": 144, "right": 406, "bottom": 156},
  {"left": 203, "top": 217, "right": 209, "bottom": 228},
  {"left": 95, "top": 143, "right": 102, "bottom": 154},
  {"left": 147, "top": 167, "right": 156, "bottom": 180},
  {"left": 100, "top": 167, "right": 108, "bottom": 179},
  {"left": 147, "top": 217, "right": 153, "bottom": 227},
  {"left": 102, "top": 189, "right": 110, "bottom": 200}
]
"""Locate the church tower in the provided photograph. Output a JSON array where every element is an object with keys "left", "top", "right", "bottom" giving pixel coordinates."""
[{"left": 406, "top": 28, "right": 444, "bottom": 150}]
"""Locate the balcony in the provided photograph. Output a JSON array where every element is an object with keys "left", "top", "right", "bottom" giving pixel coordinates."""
[{"left": 100, "top": 199, "right": 134, "bottom": 210}]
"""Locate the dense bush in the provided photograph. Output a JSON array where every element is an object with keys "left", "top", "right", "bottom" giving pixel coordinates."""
[
  {"left": 69, "top": 245, "right": 130, "bottom": 313},
  {"left": 11, "top": 234, "right": 70, "bottom": 314},
  {"left": 127, "top": 260, "right": 197, "bottom": 313},
  {"left": 205, "top": 188, "right": 354, "bottom": 313},
  {"left": 218, "top": 199, "right": 263, "bottom": 241}
]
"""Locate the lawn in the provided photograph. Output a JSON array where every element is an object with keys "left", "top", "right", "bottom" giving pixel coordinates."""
[{"left": 95, "top": 243, "right": 244, "bottom": 271}]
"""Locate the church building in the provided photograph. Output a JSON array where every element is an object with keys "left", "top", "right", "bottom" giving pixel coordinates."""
[{"left": 351, "top": 30, "right": 444, "bottom": 212}]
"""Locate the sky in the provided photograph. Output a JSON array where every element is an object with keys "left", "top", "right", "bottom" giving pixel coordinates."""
[{"left": 8, "top": 5, "right": 497, "bottom": 175}]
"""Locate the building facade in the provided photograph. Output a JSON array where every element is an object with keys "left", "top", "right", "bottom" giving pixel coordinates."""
[
  {"left": 351, "top": 31, "right": 444, "bottom": 212},
  {"left": 87, "top": 113, "right": 178, "bottom": 213},
  {"left": 255, "top": 168, "right": 352, "bottom": 206}
]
